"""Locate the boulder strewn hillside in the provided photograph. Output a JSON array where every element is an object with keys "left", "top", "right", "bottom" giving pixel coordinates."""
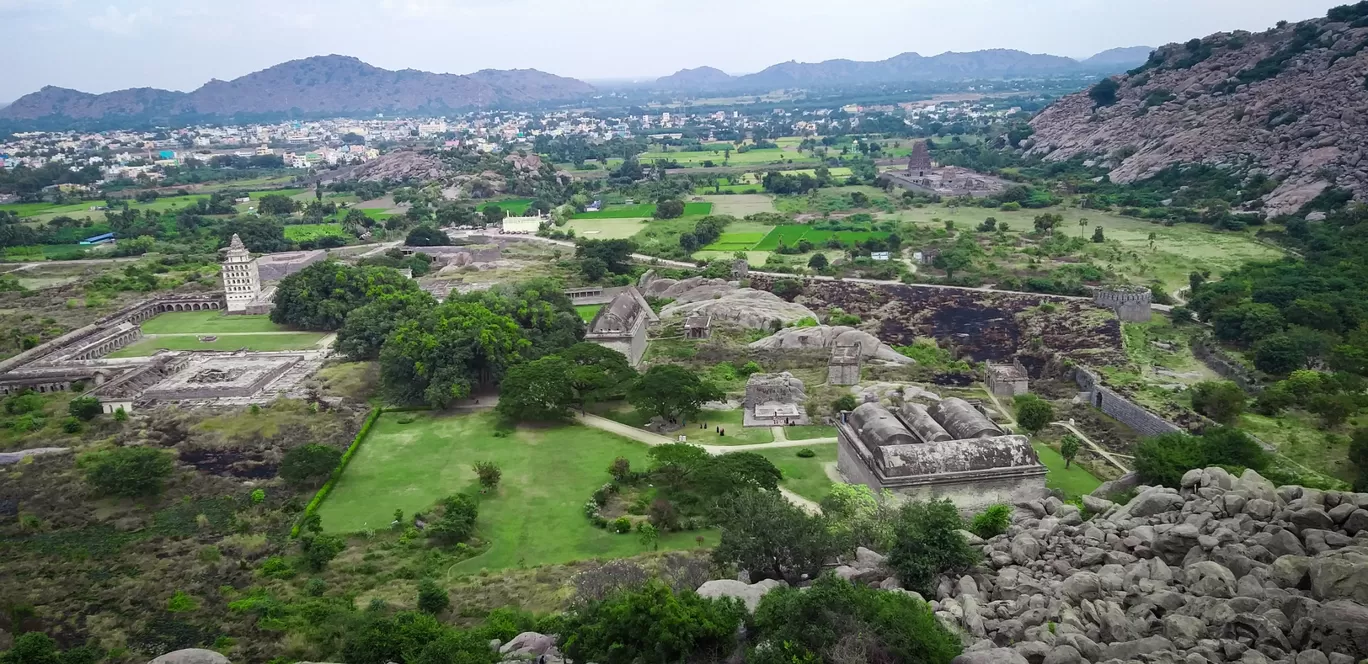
[
  {"left": 1027, "top": 6, "right": 1368, "bottom": 215},
  {"left": 0, "top": 55, "right": 594, "bottom": 129}
]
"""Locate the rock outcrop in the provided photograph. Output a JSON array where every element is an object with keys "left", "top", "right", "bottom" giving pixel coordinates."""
[
  {"left": 749, "top": 324, "right": 915, "bottom": 364},
  {"left": 1027, "top": 8, "right": 1368, "bottom": 214},
  {"left": 653, "top": 277, "right": 816, "bottom": 329},
  {"left": 858, "top": 468, "right": 1368, "bottom": 663},
  {"left": 146, "top": 649, "right": 230, "bottom": 664}
]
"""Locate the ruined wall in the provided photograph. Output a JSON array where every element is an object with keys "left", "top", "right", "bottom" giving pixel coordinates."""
[
  {"left": 1074, "top": 367, "right": 1182, "bottom": 438},
  {"left": 1191, "top": 336, "right": 1263, "bottom": 394},
  {"left": 828, "top": 362, "right": 860, "bottom": 386}
]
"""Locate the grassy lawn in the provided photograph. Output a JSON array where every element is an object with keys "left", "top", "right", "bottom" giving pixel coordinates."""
[
  {"left": 575, "top": 304, "right": 602, "bottom": 323},
  {"left": 107, "top": 332, "right": 327, "bottom": 357},
  {"left": 1238, "top": 412, "right": 1358, "bottom": 483},
  {"left": 590, "top": 403, "right": 772, "bottom": 446},
  {"left": 139, "top": 311, "right": 288, "bottom": 334},
  {"left": 1033, "top": 442, "right": 1102, "bottom": 499},
  {"left": 753, "top": 445, "right": 837, "bottom": 504},
  {"left": 319, "top": 411, "right": 714, "bottom": 573},
  {"left": 638, "top": 148, "right": 816, "bottom": 168},
  {"left": 697, "top": 195, "right": 777, "bottom": 217},
  {"left": 565, "top": 218, "right": 648, "bottom": 240},
  {"left": 784, "top": 425, "right": 837, "bottom": 440}
]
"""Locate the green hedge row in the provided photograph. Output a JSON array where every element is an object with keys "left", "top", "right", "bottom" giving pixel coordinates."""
[{"left": 291, "top": 406, "right": 383, "bottom": 537}]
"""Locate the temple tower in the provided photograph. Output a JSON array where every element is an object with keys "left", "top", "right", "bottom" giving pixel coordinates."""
[{"left": 221, "top": 234, "right": 260, "bottom": 313}]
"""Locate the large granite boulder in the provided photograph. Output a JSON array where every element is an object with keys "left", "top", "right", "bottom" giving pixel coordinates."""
[
  {"left": 147, "top": 650, "right": 230, "bottom": 664},
  {"left": 747, "top": 324, "right": 914, "bottom": 364},
  {"left": 660, "top": 288, "right": 816, "bottom": 330},
  {"left": 696, "top": 578, "right": 787, "bottom": 613}
]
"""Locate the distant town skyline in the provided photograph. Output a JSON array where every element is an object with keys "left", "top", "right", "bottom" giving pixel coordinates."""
[{"left": 2, "top": 0, "right": 1345, "bottom": 101}]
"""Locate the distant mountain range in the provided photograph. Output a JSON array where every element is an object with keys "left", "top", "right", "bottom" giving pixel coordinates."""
[
  {"left": 0, "top": 55, "right": 595, "bottom": 131},
  {"left": 653, "top": 47, "right": 1155, "bottom": 91}
]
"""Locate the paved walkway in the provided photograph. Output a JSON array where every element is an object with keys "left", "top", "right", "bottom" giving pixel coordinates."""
[
  {"left": 770, "top": 426, "right": 787, "bottom": 442},
  {"left": 574, "top": 412, "right": 833, "bottom": 512}
]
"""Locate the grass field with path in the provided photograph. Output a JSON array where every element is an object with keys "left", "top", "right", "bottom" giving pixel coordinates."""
[
  {"left": 783, "top": 425, "right": 838, "bottom": 440},
  {"left": 565, "top": 218, "right": 648, "bottom": 240},
  {"left": 698, "top": 194, "right": 777, "bottom": 217},
  {"left": 590, "top": 403, "right": 772, "bottom": 446},
  {"left": 319, "top": 411, "right": 714, "bottom": 573},
  {"left": 638, "top": 148, "right": 816, "bottom": 168},
  {"left": 754, "top": 445, "right": 837, "bottom": 503},
  {"left": 139, "top": 311, "right": 288, "bottom": 334},
  {"left": 107, "top": 332, "right": 327, "bottom": 357},
  {"left": 1032, "top": 443, "right": 1102, "bottom": 499}
]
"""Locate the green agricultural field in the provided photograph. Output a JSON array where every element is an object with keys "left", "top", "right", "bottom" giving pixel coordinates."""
[
  {"left": 283, "top": 223, "right": 347, "bottom": 242},
  {"left": 749, "top": 225, "right": 890, "bottom": 251},
  {"left": 699, "top": 194, "right": 778, "bottom": 217},
  {"left": 140, "top": 311, "right": 288, "bottom": 334},
  {"left": 638, "top": 148, "right": 816, "bottom": 168},
  {"left": 318, "top": 411, "right": 714, "bottom": 573},
  {"left": 107, "top": 332, "right": 327, "bottom": 357},
  {"left": 487, "top": 198, "right": 532, "bottom": 215},
  {"left": 575, "top": 304, "right": 602, "bottom": 323},
  {"left": 565, "top": 218, "right": 648, "bottom": 240},
  {"left": 753, "top": 445, "right": 837, "bottom": 503},
  {"left": 0, "top": 201, "right": 96, "bottom": 217},
  {"left": 1032, "top": 443, "right": 1102, "bottom": 499},
  {"left": 702, "top": 232, "right": 767, "bottom": 251},
  {"left": 572, "top": 202, "right": 712, "bottom": 219}
]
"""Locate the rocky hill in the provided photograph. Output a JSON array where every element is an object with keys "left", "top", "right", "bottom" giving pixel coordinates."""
[
  {"left": 652, "top": 47, "right": 1152, "bottom": 91},
  {"left": 1027, "top": 7, "right": 1368, "bottom": 215},
  {"left": 0, "top": 55, "right": 594, "bottom": 129}
]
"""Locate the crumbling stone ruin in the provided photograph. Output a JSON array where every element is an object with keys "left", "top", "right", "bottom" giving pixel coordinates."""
[
  {"left": 1095, "top": 285, "right": 1153, "bottom": 323},
  {"left": 743, "top": 371, "right": 809, "bottom": 425},
  {"left": 828, "top": 342, "right": 862, "bottom": 385},
  {"left": 986, "top": 359, "right": 1030, "bottom": 398}
]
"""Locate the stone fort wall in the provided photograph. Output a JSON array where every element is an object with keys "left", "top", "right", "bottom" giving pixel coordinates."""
[
  {"left": 1093, "top": 286, "right": 1152, "bottom": 323},
  {"left": 1074, "top": 367, "right": 1182, "bottom": 438}
]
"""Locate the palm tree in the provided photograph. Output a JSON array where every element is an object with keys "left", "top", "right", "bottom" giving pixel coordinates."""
[{"left": 1078, "top": 217, "right": 1089, "bottom": 239}]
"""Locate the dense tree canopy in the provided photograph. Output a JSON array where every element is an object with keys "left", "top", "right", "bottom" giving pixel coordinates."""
[
  {"left": 380, "top": 302, "right": 529, "bottom": 408},
  {"left": 271, "top": 262, "right": 422, "bottom": 331},
  {"left": 334, "top": 290, "right": 439, "bottom": 361},
  {"left": 627, "top": 364, "right": 723, "bottom": 425},
  {"left": 495, "top": 356, "right": 576, "bottom": 421},
  {"left": 451, "top": 279, "right": 584, "bottom": 359}
]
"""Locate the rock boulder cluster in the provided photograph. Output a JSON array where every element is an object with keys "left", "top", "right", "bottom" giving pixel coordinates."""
[
  {"left": 748, "top": 324, "right": 916, "bottom": 364},
  {"left": 933, "top": 468, "right": 1368, "bottom": 664},
  {"left": 649, "top": 276, "right": 817, "bottom": 329}
]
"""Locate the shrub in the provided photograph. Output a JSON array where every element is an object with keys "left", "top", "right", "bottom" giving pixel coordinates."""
[
  {"left": 1134, "top": 427, "right": 1268, "bottom": 488},
  {"left": 832, "top": 394, "right": 858, "bottom": 413},
  {"left": 68, "top": 396, "right": 103, "bottom": 421},
  {"left": 427, "top": 494, "right": 479, "bottom": 545},
  {"left": 299, "top": 533, "right": 346, "bottom": 571},
  {"left": 61, "top": 417, "right": 81, "bottom": 434},
  {"left": 712, "top": 490, "right": 840, "bottom": 583},
  {"left": 561, "top": 580, "right": 746, "bottom": 664},
  {"left": 608, "top": 456, "right": 631, "bottom": 480},
  {"left": 752, "top": 574, "right": 960, "bottom": 664},
  {"left": 472, "top": 461, "right": 502, "bottom": 491},
  {"left": 416, "top": 578, "right": 450, "bottom": 615},
  {"left": 739, "top": 360, "right": 762, "bottom": 376},
  {"left": 969, "top": 504, "right": 1012, "bottom": 539},
  {"left": 166, "top": 590, "right": 199, "bottom": 613},
  {"left": 258, "top": 556, "right": 296, "bottom": 579},
  {"left": 796, "top": 448, "right": 816, "bottom": 458},
  {"left": 888, "top": 499, "right": 979, "bottom": 595},
  {"left": 279, "top": 444, "right": 342, "bottom": 486},
  {"left": 82, "top": 446, "right": 174, "bottom": 497},
  {"left": 250, "top": 488, "right": 266, "bottom": 504},
  {"left": 113, "top": 407, "right": 128, "bottom": 422},
  {"left": 611, "top": 517, "right": 633, "bottom": 534},
  {"left": 1190, "top": 381, "right": 1246, "bottom": 424},
  {"left": 1089, "top": 77, "right": 1121, "bottom": 107}
]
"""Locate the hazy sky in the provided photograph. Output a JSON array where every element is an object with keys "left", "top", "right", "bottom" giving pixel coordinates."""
[{"left": 1, "top": 0, "right": 1343, "bottom": 101}]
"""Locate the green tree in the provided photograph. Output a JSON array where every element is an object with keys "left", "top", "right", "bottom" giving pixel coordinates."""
[
  {"left": 627, "top": 364, "right": 722, "bottom": 426},
  {"left": 562, "top": 342, "right": 637, "bottom": 412},
  {"left": 712, "top": 489, "right": 839, "bottom": 584},
  {"left": 561, "top": 581, "right": 745, "bottom": 664},
  {"left": 257, "top": 194, "right": 299, "bottom": 216},
  {"left": 1349, "top": 428, "right": 1368, "bottom": 471},
  {"left": 832, "top": 394, "right": 859, "bottom": 412},
  {"left": 1253, "top": 333, "right": 1305, "bottom": 374},
  {"left": 335, "top": 290, "right": 439, "bottom": 361},
  {"left": 416, "top": 578, "right": 450, "bottom": 615},
  {"left": 580, "top": 256, "right": 608, "bottom": 281},
  {"left": 405, "top": 225, "right": 450, "bottom": 246},
  {"left": 1090, "top": 77, "right": 1120, "bottom": 107},
  {"left": 495, "top": 355, "right": 576, "bottom": 421},
  {"left": 1013, "top": 395, "right": 1054, "bottom": 433},
  {"left": 933, "top": 246, "right": 972, "bottom": 280},
  {"left": 299, "top": 533, "right": 346, "bottom": 571},
  {"left": 575, "top": 239, "right": 636, "bottom": 275},
  {"left": 1060, "top": 435, "right": 1081, "bottom": 469},
  {"left": 481, "top": 204, "right": 505, "bottom": 226},
  {"left": 1134, "top": 432, "right": 1205, "bottom": 487},
  {"left": 279, "top": 444, "right": 342, "bottom": 486},
  {"left": 637, "top": 522, "right": 659, "bottom": 550},
  {"left": 887, "top": 499, "right": 979, "bottom": 596},
  {"left": 67, "top": 396, "right": 102, "bottom": 421},
  {"left": 83, "top": 446, "right": 174, "bottom": 497},
  {"left": 1190, "top": 381, "right": 1247, "bottom": 424},
  {"left": 1092, "top": 226, "right": 1106, "bottom": 243},
  {"left": 807, "top": 253, "right": 828, "bottom": 270},
  {"left": 752, "top": 575, "right": 960, "bottom": 664},
  {"left": 272, "top": 261, "right": 422, "bottom": 331},
  {"left": 380, "top": 302, "right": 528, "bottom": 408},
  {"left": 653, "top": 199, "right": 685, "bottom": 219}
]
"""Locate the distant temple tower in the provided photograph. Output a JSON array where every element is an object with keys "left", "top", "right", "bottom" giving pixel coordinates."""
[
  {"left": 907, "top": 140, "right": 933, "bottom": 175},
  {"left": 221, "top": 234, "right": 261, "bottom": 313}
]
